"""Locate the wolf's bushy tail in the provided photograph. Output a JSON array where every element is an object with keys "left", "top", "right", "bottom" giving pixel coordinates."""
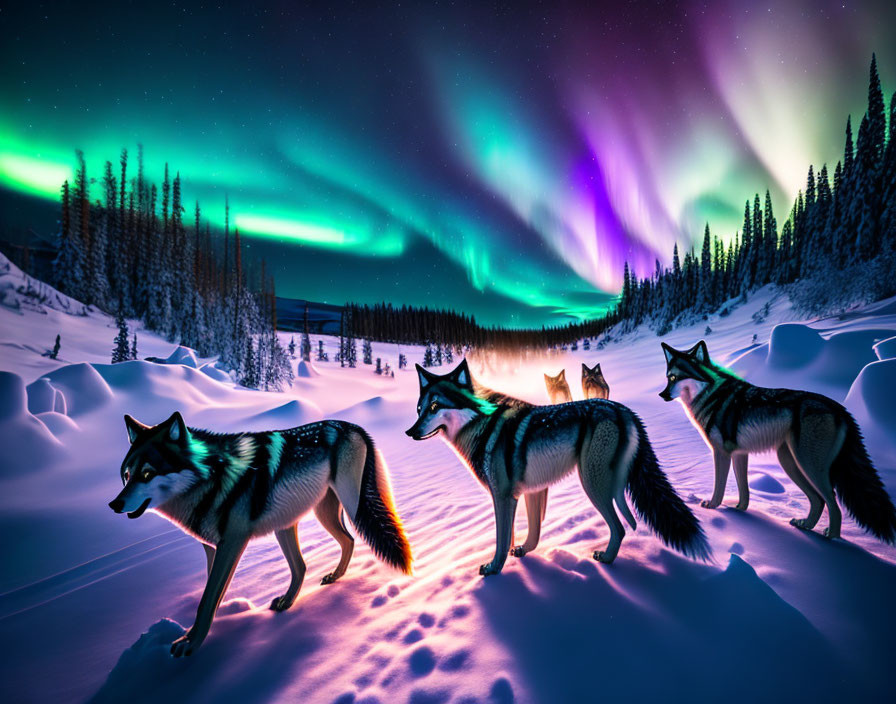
[
  {"left": 349, "top": 429, "right": 413, "bottom": 573},
  {"left": 830, "top": 412, "right": 896, "bottom": 544},
  {"left": 626, "top": 417, "right": 712, "bottom": 561}
]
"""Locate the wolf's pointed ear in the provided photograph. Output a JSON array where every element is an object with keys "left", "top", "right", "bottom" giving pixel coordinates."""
[
  {"left": 688, "top": 340, "right": 710, "bottom": 364},
  {"left": 661, "top": 342, "right": 675, "bottom": 364},
  {"left": 416, "top": 364, "right": 437, "bottom": 391},
  {"left": 558, "top": 369, "right": 566, "bottom": 380},
  {"left": 595, "top": 363, "right": 602, "bottom": 374},
  {"left": 581, "top": 362, "right": 589, "bottom": 374},
  {"left": 451, "top": 359, "right": 473, "bottom": 389},
  {"left": 124, "top": 414, "right": 149, "bottom": 444},
  {"left": 165, "top": 411, "right": 188, "bottom": 443}
]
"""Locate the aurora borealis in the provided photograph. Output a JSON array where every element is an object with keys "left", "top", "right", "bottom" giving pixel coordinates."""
[{"left": 1, "top": 1, "right": 894, "bottom": 327}]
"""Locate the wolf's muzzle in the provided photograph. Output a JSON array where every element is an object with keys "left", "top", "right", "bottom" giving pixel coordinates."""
[
  {"left": 109, "top": 498, "right": 125, "bottom": 513},
  {"left": 658, "top": 389, "right": 673, "bottom": 402}
]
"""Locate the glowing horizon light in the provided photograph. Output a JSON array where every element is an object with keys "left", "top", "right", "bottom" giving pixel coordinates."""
[
  {"left": 234, "top": 214, "right": 348, "bottom": 245},
  {"left": 0, "top": 153, "right": 73, "bottom": 199},
  {"left": 234, "top": 213, "right": 406, "bottom": 257}
]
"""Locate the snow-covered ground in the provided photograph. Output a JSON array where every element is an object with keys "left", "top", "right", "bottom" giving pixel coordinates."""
[{"left": 1, "top": 253, "right": 895, "bottom": 703}]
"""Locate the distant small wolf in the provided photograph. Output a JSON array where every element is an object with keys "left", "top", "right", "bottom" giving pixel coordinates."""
[
  {"left": 407, "top": 360, "right": 710, "bottom": 575},
  {"left": 109, "top": 412, "right": 412, "bottom": 656},
  {"left": 543, "top": 369, "right": 573, "bottom": 404},
  {"left": 582, "top": 362, "right": 610, "bottom": 400},
  {"left": 660, "top": 340, "right": 896, "bottom": 542}
]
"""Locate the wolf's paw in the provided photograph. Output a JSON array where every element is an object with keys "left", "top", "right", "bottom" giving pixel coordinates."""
[
  {"left": 321, "top": 572, "right": 340, "bottom": 585},
  {"left": 822, "top": 527, "right": 840, "bottom": 540},
  {"left": 510, "top": 546, "right": 526, "bottom": 558},
  {"left": 270, "top": 594, "right": 295, "bottom": 612},
  {"left": 734, "top": 501, "right": 749, "bottom": 511},
  {"left": 479, "top": 563, "right": 500, "bottom": 577},
  {"left": 593, "top": 550, "right": 615, "bottom": 564},
  {"left": 700, "top": 499, "right": 720, "bottom": 509},
  {"left": 790, "top": 517, "right": 813, "bottom": 530},
  {"left": 170, "top": 632, "right": 200, "bottom": 657}
]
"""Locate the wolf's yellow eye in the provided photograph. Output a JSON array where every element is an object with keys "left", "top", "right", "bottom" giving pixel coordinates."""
[
  {"left": 429, "top": 401, "right": 439, "bottom": 412},
  {"left": 143, "top": 470, "right": 152, "bottom": 481},
  {"left": 668, "top": 374, "right": 677, "bottom": 382}
]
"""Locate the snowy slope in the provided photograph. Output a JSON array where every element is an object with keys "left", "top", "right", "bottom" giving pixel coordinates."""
[{"left": 1, "top": 254, "right": 895, "bottom": 703}]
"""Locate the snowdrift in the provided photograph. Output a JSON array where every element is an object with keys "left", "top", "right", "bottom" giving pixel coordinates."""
[
  {"left": 731, "top": 322, "right": 889, "bottom": 399},
  {"left": 0, "top": 371, "right": 65, "bottom": 475}
]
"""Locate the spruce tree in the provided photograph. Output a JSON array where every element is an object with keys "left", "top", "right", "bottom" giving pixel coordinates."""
[
  {"left": 112, "top": 307, "right": 131, "bottom": 363},
  {"left": 242, "top": 338, "right": 258, "bottom": 389},
  {"left": 301, "top": 302, "right": 312, "bottom": 362},
  {"left": 698, "top": 223, "right": 712, "bottom": 311},
  {"left": 739, "top": 202, "right": 752, "bottom": 291}
]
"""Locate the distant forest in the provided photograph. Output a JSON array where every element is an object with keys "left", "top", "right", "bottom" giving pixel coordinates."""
[
  {"left": 47, "top": 149, "right": 293, "bottom": 389},
  {"left": 344, "top": 55, "right": 896, "bottom": 349}
]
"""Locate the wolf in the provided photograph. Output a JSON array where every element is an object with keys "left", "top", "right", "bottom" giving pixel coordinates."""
[
  {"left": 406, "top": 360, "right": 710, "bottom": 575},
  {"left": 108, "top": 412, "right": 412, "bottom": 656},
  {"left": 660, "top": 340, "right": 896, "bottom": 542},
  {"left": 544, "top": 369, "right": 573, "bottom": 403},
  {"left": 582, "top": 362, "right": 610, "bottom": 400}
]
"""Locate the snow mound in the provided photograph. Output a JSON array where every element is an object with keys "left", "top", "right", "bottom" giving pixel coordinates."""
[
  {"left": 296, "top": 360, "right": 319, "bottom": 378},
  {"left": 41, "top": 363, "right": 114, "bottom": 416},
  {"left": 0, "top": 370, "right": 28, "bottom": 421},
  {"left": 0, "top": 371, "right": 64, "bottom": 475},
  {"left": 26, "top": 377, "right": 67, "bottom": 415},
  {"left": 846, "top": 359, "right": 896, "bottom": 449},
  {"left": 164, "top": 345, "right": 200, "bottom": 368},
  {"left": 199, "top": 362, "right": 231, "bottom": 382},
  {"left": 734, "top": 324, "right": 883, "bottom": 397},
  {"left": 90, "top": 619, "right": 187, "bottom": 704},
  {"left": 873, "top": 335, "right": 896, "bottom": 360},
  {"left": 217, "top": 598, "right": 255, "bottom": 615},
  {"left": 35, "top": 410, "right": 80, "bottom": 437},
  {"left": 333, "top": 395, "right": 395, "bottom": 425},
  {"left": 248, "top": 399, "right": 317, "bottom": 428},
  {"left": 767, "top": 323, "right": 825, "bottom": 368},
  {"left": 749, "top": 472, "right": 785, "bottom": 494},
  {"left": 94, "top": 360, "right": 232, "bottom": 406}
]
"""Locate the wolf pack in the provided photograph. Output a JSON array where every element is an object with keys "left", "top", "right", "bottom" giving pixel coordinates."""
[{"left": 108, "top": 340, "right": 896, "bottom": 656}]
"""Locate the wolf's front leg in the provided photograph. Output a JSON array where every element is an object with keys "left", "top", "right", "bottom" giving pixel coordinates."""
[
  {"left": 480, "top": 494, "right": 518, "bottom": 576},
  {"left": 733, "top": 454, "right": 749, "bottom": 510},
  {"left": 701, "top": 447, "right": 731, "bottom": 508},
  {"left": 171, "top": 536, "right": 248, "bottom": 657}
]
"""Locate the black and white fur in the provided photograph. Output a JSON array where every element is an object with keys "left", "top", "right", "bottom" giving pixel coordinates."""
[
  {"left": 109, "top": 412, "right": 412, "bottom": 656},
  {"left": 406, "top": 360, "right": 710, "bottom": 575},
  {"left": 660, "top": 340, "right": 896, "bottom": 543}
]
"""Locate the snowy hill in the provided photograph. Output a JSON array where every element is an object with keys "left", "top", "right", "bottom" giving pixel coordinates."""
[{"left": 1, "top": 252, "right": 895, "bottom": 703}]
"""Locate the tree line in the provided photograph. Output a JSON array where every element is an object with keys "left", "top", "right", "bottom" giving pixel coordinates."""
[
  {"left": 51, "top": 147, "right": 292, "bottom": 389},
  {"left": 619, "top": 54, "right": 896, "bottom": 330},
  {"left": 341, "top": 301, "right": 620, "bottom": 352}
]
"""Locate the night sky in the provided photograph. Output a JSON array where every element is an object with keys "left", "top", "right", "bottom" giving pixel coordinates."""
[{"left": 2, "top": 1, "right": 894, "bottom": 326}]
